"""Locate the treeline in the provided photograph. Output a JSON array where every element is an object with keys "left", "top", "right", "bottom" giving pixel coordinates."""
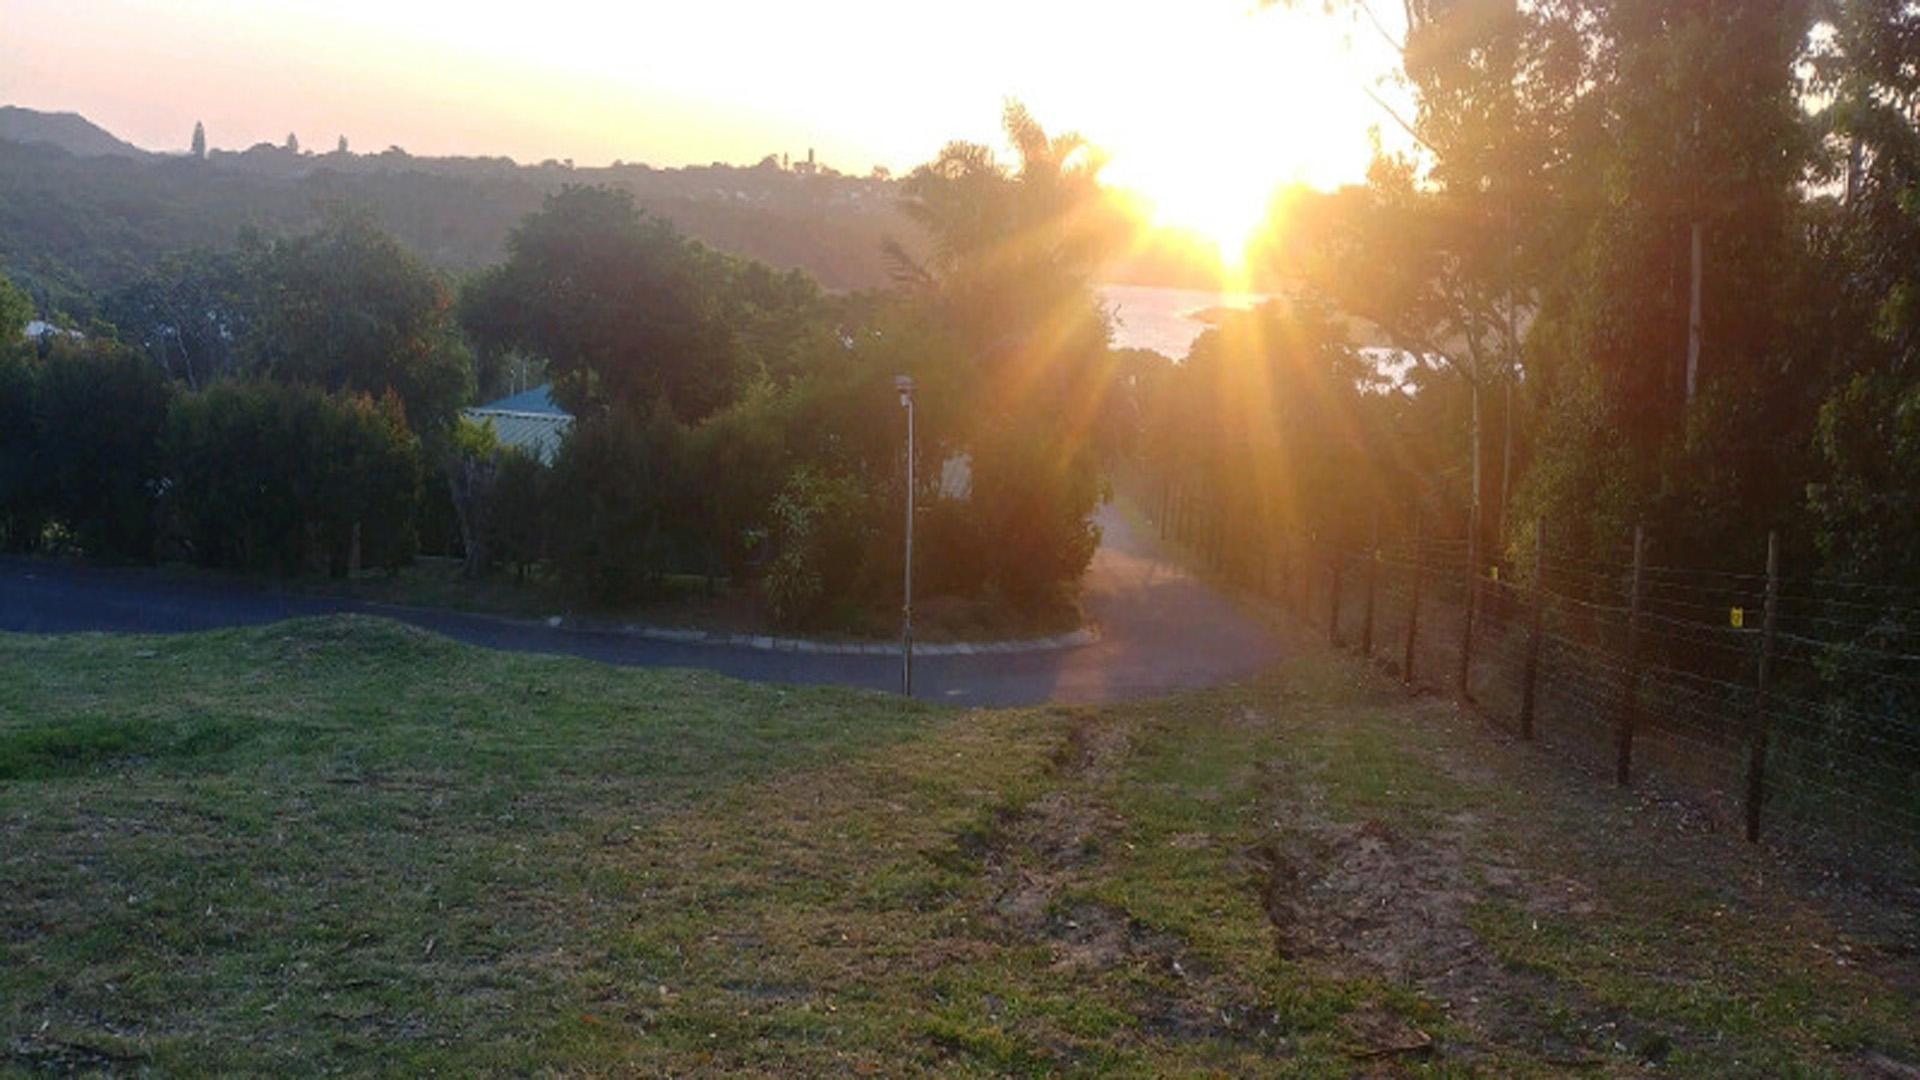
[
  {"left": 0, "top": 339, "right": 422, "bottom": 574},
  {"left": 1142, "top": 0, "right": 1920, "bottom": 605},
  {"left": 0, "top": 107, "right": 1241, "bottom": 323},
  {"left": 0, "top": 134, "right": 908, "bottom": 318},
  {"left": 0, "top": 105, "right": 1131, "bottom": 630}
]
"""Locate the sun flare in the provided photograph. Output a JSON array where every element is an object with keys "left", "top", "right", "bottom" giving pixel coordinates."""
[{"left": 1084, "top": 4, "right": 1396, "bottom": 280}]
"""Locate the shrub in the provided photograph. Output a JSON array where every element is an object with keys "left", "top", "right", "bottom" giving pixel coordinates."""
[
  {"left": 968, "top": 431, "right": 1101, "bottom": 610},
  {"left": 761, "top": 466, "right": 881, "bottom": 629},
  {"left": 488, "top": 449, "right": 549, "bottom": 580},
  {"left": 34, "top": 341, "right": 172, "bottom": 561},
  {"left": 546, "top": 404, "right": 687, "bottom": 604},
  {"left": 163, "top": 381, "right": 421, "bottom": 574},
  {"left": 0, "top": 348, "right": 41, "bottom": 551}
]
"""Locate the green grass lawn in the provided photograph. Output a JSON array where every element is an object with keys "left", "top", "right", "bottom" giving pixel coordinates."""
[{"left": 2, "top": 617, "right": 1916, "bottom": 1075}]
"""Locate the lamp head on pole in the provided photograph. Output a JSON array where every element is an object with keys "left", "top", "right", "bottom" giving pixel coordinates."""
[{"left": 895, "top": 374, "right": 914, "bottom": 409}]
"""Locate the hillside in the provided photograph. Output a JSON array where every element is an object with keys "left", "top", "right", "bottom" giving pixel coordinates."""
[
  {"left": 0, "top": 109, "right": 913, "bottom": 313},
  {"left": 0, "top": 106, "right": 146, "bottom": 159},
  {"left": 0, "top": 108, "right": 1237, "bottom": 315}
]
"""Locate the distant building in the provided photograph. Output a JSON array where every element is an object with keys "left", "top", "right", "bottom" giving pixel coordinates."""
[
  {"left": 462, "top": 384, "right": 571, "bottom": 465},
  {"left": 22, "top": 320, "right": 82, "bottom": 342}
]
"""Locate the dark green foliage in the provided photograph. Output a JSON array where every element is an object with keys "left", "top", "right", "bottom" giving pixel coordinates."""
[
  {"left": 1808, "top": 372, "right": 1920, "bottom": 585},
  {"left": 247, "top": 212, "right": 472, "bottom": 431},
  {"left": 461, "top": 186, "right": 831, "bottom": 422},
  {"left": 761, "top": 467, "right": 882, "bottom": 628},
  {"left": 967, "top": 430, "right": 1101, "bottom": 609},
  {"left": 681, "top": 378, "right": 791, "bottom": 580},
  {"left": 99, "top": 246, "right": 253, "bottom": 387},
  {"left": 1801, "top": 0, "right": 1920, "bottom": 589},
  {"left": 32, "top": 341, "right": 172, "bottom": 560},
  {"left": 162, "top": 381, "right": 421, "bottom": 574},
  {"left": 488, "top": 449, "right": 550, "bottom": 580},
  {"left": 0, "top": 129, "right": 909, "bottom": 318},
  {"left": 0, "top": 272, "right": 30, "bottom": 340},
  {"left": 0, "top": 347, "right": 41, "bottom": 552},
  {"left": 544, "top": 404, "right": 689, "bottom": 604}
]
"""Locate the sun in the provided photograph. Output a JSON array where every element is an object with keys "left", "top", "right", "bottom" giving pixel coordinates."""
[
  {"left": 1111, "top": 167, "right": 1277, "bottom": 275},
  {"left": 1061, "top": 1, "right": 1399, "bottom": 283}
]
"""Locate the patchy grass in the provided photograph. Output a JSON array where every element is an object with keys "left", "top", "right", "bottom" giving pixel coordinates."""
[{"left": 2, "top": 617, "right": 1916, "bottom": 1074}]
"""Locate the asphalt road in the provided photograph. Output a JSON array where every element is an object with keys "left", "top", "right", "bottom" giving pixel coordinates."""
[{"left": 0, "top": 504, "right": 1277, "bottom": 707}]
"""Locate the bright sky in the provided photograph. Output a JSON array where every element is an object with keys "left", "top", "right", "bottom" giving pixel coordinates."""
[{"left": 1, "top": 0, "right": 1408, "bottom": 254}]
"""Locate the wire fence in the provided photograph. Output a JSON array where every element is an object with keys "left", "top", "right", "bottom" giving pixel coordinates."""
[{"left": 1144, "top": 483, "right": 1920, "bottom": 884}]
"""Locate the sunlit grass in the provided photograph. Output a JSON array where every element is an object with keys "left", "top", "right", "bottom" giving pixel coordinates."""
[{"left": 2, "top": 616, "right": 1914, "bottom": 1073}]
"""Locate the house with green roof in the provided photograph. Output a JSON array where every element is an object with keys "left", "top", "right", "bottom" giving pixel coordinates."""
[{"left": 461, "top": 384, "right": 571, "bottom": 465}]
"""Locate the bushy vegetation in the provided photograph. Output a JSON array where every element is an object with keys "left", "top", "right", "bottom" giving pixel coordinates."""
[
  {"left": 163, "top": 382, "right": 421, "bottom": 574},
  {"left": 1132, "top": 0, "right": 1920, "bottom": 607},
  {"left": 0, "top": 107, "right": 1125, "bottom": 631},
  {"left": 441, "top": 109, "right": 1122, "bottom": 628},
  {"left": 35, "top": 342, "right": 174, "bottom": 561}
]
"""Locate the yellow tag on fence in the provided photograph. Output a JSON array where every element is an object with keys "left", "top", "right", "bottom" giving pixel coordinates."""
[
  {"left": 1489, "top": 566, "right": 1499, "bottom": 582},
  {"left": 1730, "top": 607, "right": 1745, "bottom": 629}
]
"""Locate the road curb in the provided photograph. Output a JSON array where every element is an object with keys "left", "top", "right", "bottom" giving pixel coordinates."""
[{"left": 544, "top": 616, "right": 1101, "bottom": 656}]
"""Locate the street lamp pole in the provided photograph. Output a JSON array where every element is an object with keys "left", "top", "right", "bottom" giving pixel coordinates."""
[{"left": 896, "top": 375, "right": 915, "bottom": 696}]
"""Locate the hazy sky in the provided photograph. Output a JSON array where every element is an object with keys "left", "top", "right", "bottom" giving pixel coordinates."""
[{"left": 2, "top": 0, "right": 1406, "bottom": 239}]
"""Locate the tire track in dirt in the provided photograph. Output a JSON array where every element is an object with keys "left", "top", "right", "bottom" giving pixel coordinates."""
[{"left": 970, "top": 715, "right": 1291, "bottom": 1051}]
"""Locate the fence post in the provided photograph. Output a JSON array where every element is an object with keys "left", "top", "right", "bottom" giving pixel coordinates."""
[
  {"left": 1456, "top": 506, "right": 1480, "bottom": 700},
  {"left": 1403, "top": 511, "right": 1423, "bottom": 686},
  {"left": 1327, "top": 539, "right": 1344, "bottom": 647},
  {"left": 1745, "top": 531, "right": 1780, "bottom": 843},
  {"left": 1361, "top": 509, "right": 1379, "bottom": 658},
  {"left": 1520, "top": 515, "right": 1551, "bottom": 734},
  {"left": 1616, "top": 524, "right": 1646, "bottom": 787}
]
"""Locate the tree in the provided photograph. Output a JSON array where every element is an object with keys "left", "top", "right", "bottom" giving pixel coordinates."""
[
  {"left": 545, "top": 403, "right": 689, "bottom": 602},
  {"left": 0, "top": 273, "right": 30, "bottom": 341},
  {"left": 34, "top": 339, "right": 173, "bottom": 560},
  {"left": 336, "top": 135, "right": 349, "bottom": 154},
  {"left": 101, "top": 247, "right": 253, "bottom": 388},
  {"left": 247, "top": 211, "right": 472, "bottom": 431},
  {"left": 191, "top": 121, "right": 206, "bottom": 160},
  {"left": 459, "top": 186, "right": 741, "bottom": 422},
  {"left": 0, "top": 340, "right": 39, "bottom": 550},
  {"left": 285, "top": 132, "right": 300, "bottom": 154},
  {"left": 1279, "top": 0, "right": 1581, "bottom": 554},
  {"left": 1510, "top": 0, "right": 1816, "bottom": 564},
  {"left": 889, "top": 103, "right": 1125, "bottom": 604},
  {"left": 164, "top": 381, "right": 421, "bottom": 573},
  {"left": 1803, "top": 0, "right": 1920, "bottom": 586}
]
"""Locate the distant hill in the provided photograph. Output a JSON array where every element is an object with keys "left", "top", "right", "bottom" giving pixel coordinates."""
[
  {"left": 0, "top": 106, "right": 147, "bottom": 159},
  {"left": 0, "top": 109, "right": 914, "bottom": 312},
  {"left": 0, "top": 107, "right": 1230, "bottom": 316}
]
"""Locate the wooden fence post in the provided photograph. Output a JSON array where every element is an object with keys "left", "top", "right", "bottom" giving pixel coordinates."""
[
  {"left": 1361, "top": 509, "right": 1379, "bottom": 657},
  {"left": 1403, "top": 511, "right": 1423, "bottom": 686},
  {"left": 1456, "top": 506, "right": 1480, "bottom": 700},
  {"left": 1520, "top": 517, "right": 1544, "bottom": 740},
  {"left": 1616, "top": 524, "right": 1646, "bottom": 787},
  {"left": 1157, "top": 472, "right": 1171, "bottom": 541},
  {"left": 1745, "top": 531, "right": 1780, "bottom": 843},
  {"left": 1327, "top": 540, "right": 1344, "bottom": 647}
]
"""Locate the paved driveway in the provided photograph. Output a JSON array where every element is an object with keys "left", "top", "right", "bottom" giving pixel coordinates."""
[{"left": 0, "top": 505, "right": 1277, "bottom": 707}]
